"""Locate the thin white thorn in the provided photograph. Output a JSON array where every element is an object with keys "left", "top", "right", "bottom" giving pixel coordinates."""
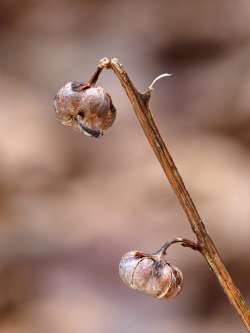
[{"left": 149, "top": 73, "right": 172, "bottom": 91}]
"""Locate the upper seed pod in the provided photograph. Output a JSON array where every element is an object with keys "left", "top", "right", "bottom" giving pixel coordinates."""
[
  {"left": 119, "top": 249, "right": 183, "bottom": 299},
  {"left": 54, "top": 81, "right": 116, "bottom": 138}
]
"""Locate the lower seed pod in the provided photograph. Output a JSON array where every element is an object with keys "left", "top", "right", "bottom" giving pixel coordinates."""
[
  {"left": 119, "top": 249, "right": 183, "bottom": 299},
  {"left": 53, "top": 81, "right": 116, "bottom": 138}
]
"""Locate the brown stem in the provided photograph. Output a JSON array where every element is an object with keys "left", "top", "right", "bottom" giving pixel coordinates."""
[
  {"left": 88, "top": 66, "right": 103, "bottom": 86},
  {"left": 154, "top": 238, "right": 201, "bottom": 257},
  {"left": 94, "top": 57, "right": 250, "bottom": 330}
]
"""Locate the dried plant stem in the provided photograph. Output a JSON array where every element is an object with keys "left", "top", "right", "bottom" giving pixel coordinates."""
[
  {"left": 94, "top": 57, "right": 250, "bottom": 330},
  {"left": 154, "top": 238, "right": 201, "bottom": 257}
]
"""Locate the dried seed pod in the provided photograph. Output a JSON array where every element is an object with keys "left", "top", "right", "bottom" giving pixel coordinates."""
[
  {"left": 119, "top": 250, "right": 183, "bottom": 299},
  {"left": 53, "top": 81, "right": 116, "bottom": 138}
]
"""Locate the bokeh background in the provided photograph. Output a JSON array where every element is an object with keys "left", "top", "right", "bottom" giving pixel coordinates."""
[{"left": 0, "top": 0, "right": 250, "bottom": 332}]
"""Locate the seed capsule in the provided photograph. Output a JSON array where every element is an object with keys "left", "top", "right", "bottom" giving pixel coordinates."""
[
  {"left": 119, "top": 250, "right": 183, "bottom": 299},
  {"left": 53, "top": 81, "right": 116, "bottom": 138}
]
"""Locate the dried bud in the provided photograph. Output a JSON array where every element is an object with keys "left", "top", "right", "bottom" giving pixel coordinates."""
[
  {"left": 119, "top": 250, "right": 183, "bottom": 299},
  {"left": 53, "top": 81, "right": 116, "bottom": 138}
]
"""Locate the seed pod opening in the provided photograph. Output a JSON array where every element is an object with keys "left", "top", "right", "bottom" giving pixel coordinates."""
[
  {"left": 119, "top": 250, "right": 183, "bottom": 300},
  {"left": 53, "top": 81, "right": 116, "bottom": 138}
]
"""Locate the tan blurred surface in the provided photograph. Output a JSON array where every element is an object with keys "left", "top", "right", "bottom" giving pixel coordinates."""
[{"left": 0, "top": 0, "right": 250, "bottom": 332}]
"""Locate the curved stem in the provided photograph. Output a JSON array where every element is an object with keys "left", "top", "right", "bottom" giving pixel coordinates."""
[
  {"left": 149, "top": 73, "right": 172, "bottom": 91},
  {"left": 88, "top": 66, "right": 103, "bottom": 86},
  {"left": 91, "top": 57, "right": 250, "bottom": 330},
  {"left": 154, "top": 238, "right": 200, "bottom": 257}
]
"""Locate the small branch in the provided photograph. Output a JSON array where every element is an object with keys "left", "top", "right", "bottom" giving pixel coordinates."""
[
  {"left": 154, "top": 238, "right": 201, "bottom": 257},
  {"left": 149, "top": 73, "right": 172, "bottom": 91},
  {"left": 93, "top": 57, "right": 250, "bottom": 330},
  {"left": 88, "top": 66, "right": 103, "bottom": 86}
]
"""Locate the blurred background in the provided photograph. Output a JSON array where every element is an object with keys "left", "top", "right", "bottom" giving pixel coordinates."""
[{"left": 0, "top": 0, "right": 250, "bottom": 332}]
